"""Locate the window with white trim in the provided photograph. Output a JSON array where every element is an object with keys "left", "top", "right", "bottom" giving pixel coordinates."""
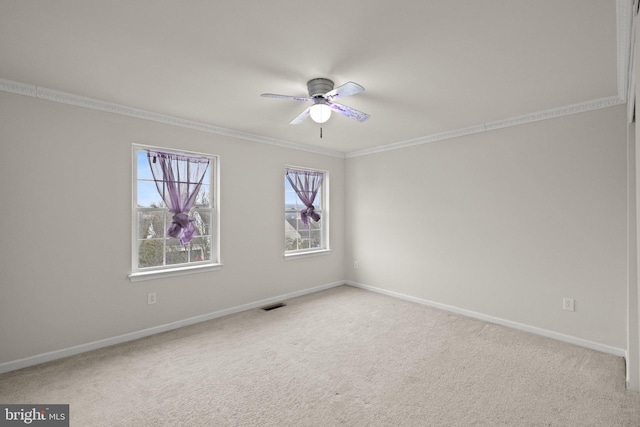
[
  {"left": 285, "top": 167, "right": 328, "bottom": 254},
  {"left": 131, "top": 145, "right": 219, "bottom": 279}
]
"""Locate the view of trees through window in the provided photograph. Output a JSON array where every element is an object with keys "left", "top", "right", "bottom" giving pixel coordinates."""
[
  {"left": 137, "top": 187, "right": 212, "bottom": 268},
  {"left": 285, "top": 170, "right": 325, "bottom": 252},
  {"left": 285, "top": 211, "right": 322, "bottom": 251},
  {"left": 134, "top": 149, "right": 215, "bottom": 270}
]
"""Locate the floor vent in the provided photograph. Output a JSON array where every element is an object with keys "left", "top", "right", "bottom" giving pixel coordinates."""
[{"left": 261, "top": 302, "right": 287, "bottom": 311}]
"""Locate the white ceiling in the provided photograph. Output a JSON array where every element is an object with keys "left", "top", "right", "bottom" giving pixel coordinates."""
[{"left": 0, "top": 1, "right": 631, "bottom": 155}]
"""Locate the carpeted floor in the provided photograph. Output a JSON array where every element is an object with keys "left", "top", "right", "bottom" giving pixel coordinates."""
[{"left": 1, "top": 285, "right": 639, "bottom": 426}]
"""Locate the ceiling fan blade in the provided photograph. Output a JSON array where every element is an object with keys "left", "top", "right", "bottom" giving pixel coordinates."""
[
  {"left": 323, "top": 82, "right": 365, "bottom": 101},
  {"left": 261, "top": 93, "right": 311, "bottom": 102},
  {"left": 328, "top": 102, "right": 370, "bottom": 123},
  {"left": 289, "top": 107, "right": 311, "bottom": 124}
]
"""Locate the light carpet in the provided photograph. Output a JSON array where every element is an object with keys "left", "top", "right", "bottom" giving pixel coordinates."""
[{"left": 1, "top": 285, "right": 639, "bottom": 426}]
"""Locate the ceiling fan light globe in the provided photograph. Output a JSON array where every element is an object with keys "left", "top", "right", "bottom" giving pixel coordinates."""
[{"left": 309, "top": 103, "right": 332, "bottom": 123}]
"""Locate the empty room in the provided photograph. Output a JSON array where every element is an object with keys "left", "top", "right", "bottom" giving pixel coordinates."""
[{"left": 2, "top": 1, "right": 640, "bottom": 425}]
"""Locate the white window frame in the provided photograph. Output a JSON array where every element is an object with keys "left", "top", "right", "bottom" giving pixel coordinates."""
[
  {"left": 129, "top": 144, "right": 221, "bottom": 282},
  {"left": 284, "top": 166, "right": 330, "bottom": 259}
]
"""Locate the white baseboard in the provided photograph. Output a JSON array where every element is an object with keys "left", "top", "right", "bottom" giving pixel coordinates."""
[
  {"left": 0, "top": 281, "right": 344, "bottom": 374},
  {"left": 345, "top": 281, "right": 627, "bottom": 358},
  {"left": 1, "top": 280, "right": 629, "bottom": 379}
]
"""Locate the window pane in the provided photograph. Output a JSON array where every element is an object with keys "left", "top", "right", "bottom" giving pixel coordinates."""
[
  {"left": 190, "top": 236, "right": 211, "bottom": 262},
  {"left": 285, "top": 211, "right": 298, "bottom": 220},
  {"left": 202, "top": 166, "right": 211, "bottom": 187},
  {"left": 192, "top": 210, "right": 211, "bottom": 236},
  {"left": 285, "top": 177, "right": 308, "bottom": 208},
  {"left": 285, "top": 237, "right": 297, "bottom": 251},
  {"left": 138, "top": 239, "right": 164, "bottom": 268},
  {"left": 285, "top": 213, "right": 299, "bottom": 249},
  {"left": 193, "top": 185, "right": 210, "bottom": 208},
  {"left": 137, "top": 152, "right": 154, "bottom": 180},
  {"left": 285, "top": 191, "right": 298, "bottom": 209},
  {"left": 137, "top": 181, "right": 164, "bottom": 208},
  {"left": 138, "top": 210, "right": 166, "bottom": 239},
  {"left": 309, "top": 219, "right": 322, "bottom": 230},
  {"left": 285, "top": 215, "right": 297, "bottom": 227},
  {"left": 166, "top": 240, "right": 189, "bottom": 265},
  {"left": 298, "top": 230, "right": 310, "bottom": 250},
  {"left": 309, "top": 230, "right": 322, "bottom": 249},
  {"left": 285, "top": 178, "right": 294, "bottom": 192}
]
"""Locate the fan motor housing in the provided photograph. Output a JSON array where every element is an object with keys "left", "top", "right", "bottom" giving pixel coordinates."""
[{"left": 307, "top": 78, "right": 334, "bottom": 98}]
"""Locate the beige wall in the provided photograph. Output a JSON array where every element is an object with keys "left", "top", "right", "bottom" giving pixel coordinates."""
[
  {"left": 0, "top": 89, "right": 632, "bottom": 368},
  {"left": 0, "top": 92, "right": 345, "bottom": 365},
  {"left": 346, "top": 105, "right": 629, "bottom": 350}
]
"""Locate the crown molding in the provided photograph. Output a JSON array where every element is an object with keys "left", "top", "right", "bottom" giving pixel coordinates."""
[
  {"left": 2, "top": 77, "right": 625, "bottom": 161},
  {"left": 345, "top": 124, "right": 488, "bottom": 158},
  {"left": 0, "top": 79, "right": 36, "bottom": 97},
  {"left": 485, "top": 96, "right": 624, "bottom": 130},
  {"left": 347, "top": 1, "right": 633, "bottom": 158},
  {"left": 345, "top": 96, "right": 625, "bottom": 158},
  {"left": 0, "top": 78, "right": 345, "bottom": 159},
  {"left": 2, "top": 0, "right": 632, "bottom": 162}
]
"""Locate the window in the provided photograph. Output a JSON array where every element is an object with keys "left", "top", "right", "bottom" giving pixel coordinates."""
[
  {"left": 285, "top": 167, "right": 328, "bottom": 256},
  {"left": 130, "top": 145, "right": 220, "bottom": 281}
]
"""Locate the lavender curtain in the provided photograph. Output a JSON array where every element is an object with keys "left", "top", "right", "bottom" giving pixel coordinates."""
[
  {"left": 147, "top": 151, "right": 210, "bottom": 245},
  {"left": 286, "top": 169, "right": 323, "bottom": 226}
]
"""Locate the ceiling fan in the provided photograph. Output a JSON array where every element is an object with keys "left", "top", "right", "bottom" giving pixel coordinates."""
[{"left": 261, "top": 78, "right": 370, "bottom": 125}]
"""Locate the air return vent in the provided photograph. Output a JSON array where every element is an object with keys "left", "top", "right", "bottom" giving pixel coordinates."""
[{"left": 261, "top": 302, "right": 286, "bottom": 311}]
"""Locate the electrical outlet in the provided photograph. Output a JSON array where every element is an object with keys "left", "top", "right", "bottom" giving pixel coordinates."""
[
  {"left": 148, "top": 292, "right": 156, "bottom": 305},
  {"left": 354, "top": 261, "right": 359, "bottom": 269},
  {"left": 562, "top": 297, "right": 574, "bottom": 312}
]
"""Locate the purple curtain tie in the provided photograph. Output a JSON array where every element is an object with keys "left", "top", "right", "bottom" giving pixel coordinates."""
[
  {"left": 301, "top": 205, "right": 320, "bottom": 226},
  {"left": 167, "top": 212, "right": 195, "bottom": 244}
]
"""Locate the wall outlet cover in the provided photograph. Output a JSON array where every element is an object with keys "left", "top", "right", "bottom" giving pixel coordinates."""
[{"left": 562, "top": 297, "right": 575, "bottom": 312}]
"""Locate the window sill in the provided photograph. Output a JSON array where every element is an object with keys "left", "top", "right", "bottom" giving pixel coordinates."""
[
  {"left": 284, "top": 249, "right": 331, "bottom": 260},
  {"left": 129, "top": 263, "right": 223, "bottom": 283}
]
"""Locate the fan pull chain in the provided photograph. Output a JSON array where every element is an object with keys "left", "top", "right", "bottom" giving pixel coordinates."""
[{"left": 320, "top": 127, "right": 323, "bottom": 139}]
